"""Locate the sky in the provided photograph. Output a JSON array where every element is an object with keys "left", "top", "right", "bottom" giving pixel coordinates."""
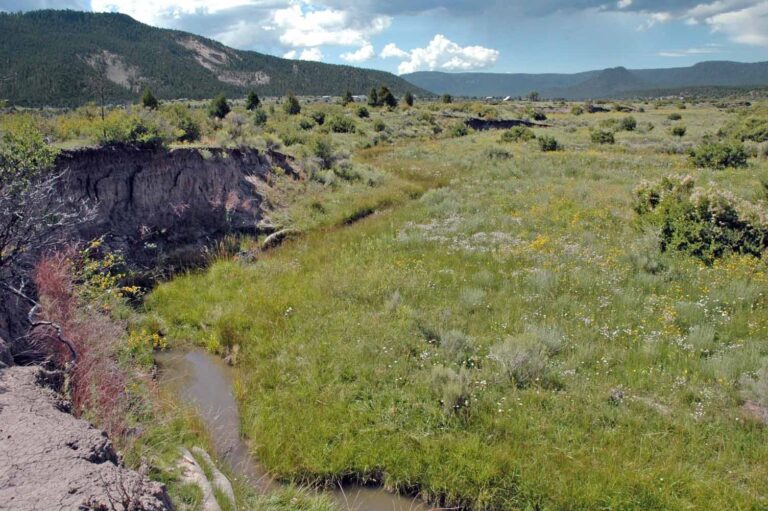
[{"left": 1, "top": 0, "right": 768, "bottom": 74}]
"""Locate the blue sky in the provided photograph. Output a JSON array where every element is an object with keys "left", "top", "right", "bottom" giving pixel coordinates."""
[{"left": 2, "top": 0, "right": 768, "bottom": 74}]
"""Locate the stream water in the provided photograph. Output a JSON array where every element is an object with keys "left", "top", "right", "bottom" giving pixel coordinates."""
[{"left": 156, "top": 350, "right": 428, "bottom": 511}]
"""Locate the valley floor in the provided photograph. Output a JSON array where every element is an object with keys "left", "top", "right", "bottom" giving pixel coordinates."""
[{"left": 147, "top": 108, "right": 768, "bottom": 510}]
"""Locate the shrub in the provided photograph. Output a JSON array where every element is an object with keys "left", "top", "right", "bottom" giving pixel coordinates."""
[
  {"left": 356, "top": 106, "right": 370, "bottom": 118},
  {"left": 252, "top": 108, "right": 268, "bottom": 126},
  {"left": 379, "top": 86, "right": 398, "bottom": 108},
  {"left": 430, "top": 365, "right": 472, "bottom": 416},
  {"left": 531, "top": 110, "right": 547, "bottom": 121},
  {"left": 689, "top": 141, "right": 748, "bottom": 169},
  {"left": 668, "top": 113, "right": 682, "bottom": 121},
  {"left": 537, "top": 135, "right": 560, "bottom": 151},
  {"left": 740, "top": 362, "right": 768, "bottom": 407},
  {"left": 571, "top": 105, "right": 584, "bottom": 116},
  {"left": 591, "top": 129, "right": 615, "bottom": 145},
  {"left": 439, "top": 330, "right": 477, "bottom": 367},
  {"left": 283, "top": 93, "right": 301, "bottom": 115},
  {"left": 499, "top": 126, "right": 535, "bottom": 143},
  {"left": 341, "top": 90, "right": 354, "bottom": 106},
  {"left": 485, "top": 147, "right": 512, "bottom": 160},
  {"left": 620, "top": 116, "right": 637, "bottom": 131},
  {"left": 165, "top": 104, "right": 201, "bottom": 143},
  {"left": 299, "top": 117, "right": 315, "bottom": 130},
  {"left": 208, "top": 94, "right": 231, "bottom": 119},
  {"left": 368, "top": 88, "right": 380, "bottom": 107},
  {"left": 311, "top": 111, "right": 326, "bottom": 126},
  {"left": 441, "top": 93, "right": 453, "bottom": 104},
  {"left": 309, "top": 135, "right": 334, "bottom": 169},
  {"left": 404, "top": 91, "right": 414, "bottom": 107},
  {"left": 671, "top": 125, "right": 687, "bottom": 138},
  {"left": 245, "top": 91, "right": 261, "bottom": 111},
  {"left": 633, "top": 175, "right": 768, "bottom": 262},
  {"left": 96, "top": 110, "right": 164, "bottom": 147},
  {"left": 449, "top": 123, "right": 468, "bottom": 137},
  {"left": 141, "top": 88, "right": 158, "bottom": 110},
  {"left": 718, "top": 111, "right": 768, "bottom": 143},
  {"left": 489, "top": 335, "right": 553, "bottom": 388},
  {"left": 373, "top": 119, "right": 386, "bottom": 132},
  {"left": 326, "top": 115, "right": 356, "bottom": 133}
]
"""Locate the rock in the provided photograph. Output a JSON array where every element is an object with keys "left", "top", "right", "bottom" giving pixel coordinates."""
[
  {"left": 179, "top": 448, "right": 221, "bottom": 511},
  {"left": 0, "top": 335, "right": 12, "bottom": 368},
  {"left": 0, "top": 366, "right": 172, "bottom": 510},
  {"left": 191, "top": 447, "right": 236, "bottom": 509}
]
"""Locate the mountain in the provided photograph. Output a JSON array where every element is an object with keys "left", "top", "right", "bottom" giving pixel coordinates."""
[
  {"left": 0, "top": 10, "right": 426, "bottom": 107},
  {"left": 403, "top": 61, "right": 768, "bottom": 99}
]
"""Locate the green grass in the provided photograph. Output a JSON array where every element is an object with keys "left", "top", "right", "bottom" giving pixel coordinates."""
[{"left": 144, "top": 100, "right": 768, "bottom": 509}]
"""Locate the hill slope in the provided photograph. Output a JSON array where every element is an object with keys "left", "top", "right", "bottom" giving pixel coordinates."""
[
  {"left": 403, "top": 61, "right": 768, "bottom": 99},
  {"left": 0, "top": 10, "right": 426, "bottom": 107}
]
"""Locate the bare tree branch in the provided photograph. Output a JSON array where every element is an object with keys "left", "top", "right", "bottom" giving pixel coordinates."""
[{"left": 3, "top": 282, "right": 77, "bottom": 363}]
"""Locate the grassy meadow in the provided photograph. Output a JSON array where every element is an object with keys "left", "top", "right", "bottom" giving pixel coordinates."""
[{"left": 136, "top": 97, "right": 768, "bottom": 509}]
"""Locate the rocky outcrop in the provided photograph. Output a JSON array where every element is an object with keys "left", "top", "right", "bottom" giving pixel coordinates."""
[
  {"left": 0, "top": 365, "right": 172, "bottom": 510},
  {"left": 1, "top": 145, "right": 300, "bottom": 344},
  {"left": 59, "top": 145, "right": 298, "bottom": 268},
  {"left": 465, "top": 118, "right": 549, "bottom": 130}
]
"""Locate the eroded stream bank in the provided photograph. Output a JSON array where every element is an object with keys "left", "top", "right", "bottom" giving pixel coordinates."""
[{"left": 156, "top": 350, "right": 428, "bottom": 511}]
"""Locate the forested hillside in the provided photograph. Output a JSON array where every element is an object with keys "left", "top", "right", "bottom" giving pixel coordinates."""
[{"left": 0, "top": 10, "right": 426, "bottom": 107}]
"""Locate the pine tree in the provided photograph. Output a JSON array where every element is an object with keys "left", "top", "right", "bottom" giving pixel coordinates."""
[
  {"left": 379, "top": 86, "right": 398, "bottom": 108},
  {"left": 368, "top": 87, "right": 379, "bottom": 107},
  {"left": 246, "top": 90, "right": 261, "bottom": 111},
  {"left": 208, "top": 94, "right": 231, "bottom": 119},
  {"left": 141, "top": 88, "right": 159, "bottom": 110},
  {"left": 341, "top": 90, "right": 354, "bottom": 106},
  {"left": 404, "top": 91, "right": 414, "bottom": 107},
  {"left": 284, "top": 92, "right": 301, "bottom": 115}
]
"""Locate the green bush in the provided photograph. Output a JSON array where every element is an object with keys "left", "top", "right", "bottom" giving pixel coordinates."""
[
  {"left": 718, "top": 109, "right": 768, "bottom": 142},
  {"left": 373, "top": 120, "right": 386, "bottom": 132},
  {"left": 309, "top": 135, "right": 334, "bottom": 169},
  {"left": 571, "top": 105, "right": 584, "bottom": 116},
  {"left": 689, "top": 141, "right": 748, "bottom": 169},
  {"left": 311, "top": 111, "right": 326, "bottom": 126},
  {"left": 441, "top": 93, "right": 453, "bottom": 104},
  {"left": 668, "top": 113, "right": 682, "bottom": 121},
  {"left": 633, "top": 175, "right": 768, "bottom": 262},
  {"left": 252, "top": 108, "right": 268, "bottom": 126},
  {"left": 326, "top": 115, "right": 356, "bottom": 133},
  {"left": 164, "top": 104, "right": 200, "bottom": 143},
  {"left": 356, "top": 106, "right": 369, "bottom": 119},
  {"left": 208, "top": 94, "right": 230, "bottom": 119},
  {"left": 141, "top": 88, "right": 158, "bottom": 110},
  {"left": 499, "top": 126, "right": 535, "bottom": 143},
  {"left": 96, "top": 110, "right": 165, "bottom": 147},
  {"left": 245, "top": 91, "right": 261, "bottom": 111},
  {"left": 671, "top": 125, "right": 687, "bottom": 138},
  {"left": 620, "top": 116, "right": 637, "bottom": 131},
  {"left": 538, "top": 135, "right": 560, "bottom": 152},
  {"left": 404, "top": 91, "right": 414, "bottom": 107},
  {"left": 449, "top": 123, "right": 468, "bottom": 138},
  {"left": 283, "top": 93, "right": 301, "bottom": 115},
  {"left": 299, "top": 117, "right": 315, "bottom": 130},
  {"left": 591, "top": 129, "right": 615, "bottom": 145}
]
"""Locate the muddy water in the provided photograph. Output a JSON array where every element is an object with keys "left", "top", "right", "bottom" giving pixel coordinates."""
[{"left": 156, "top": 350, "right": 428, "bottom": 511}]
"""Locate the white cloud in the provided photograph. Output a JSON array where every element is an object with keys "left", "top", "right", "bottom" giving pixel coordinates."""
[
  {"left": 637, "top": 11, "right": 671, "bottom": 30},
  {"left": 340, "top": 43, "right": 375, "bottom": 63},
  {"left": 283, "top": 47, "right": 324, "bottom": 61},
  {"left": 704, "top": 1, "right": 768, "bottom": 46},
  {"left": 270, "top": 4, "right": 390, "bottom": 48},
  {"left": 90, "top": 0, "right": 257, "bottom": 26},
  {"left": 617, "top": 0, "right": 633, "bottom": 8},
  {"left": 395, "top": 34, "right": 499, "bottom": 74},
  {"left": 380, "top": 42, "right": 409, "bottom": 58},
  {"left": 657, "top": 46, "right": 721, "bottom": 57}
]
